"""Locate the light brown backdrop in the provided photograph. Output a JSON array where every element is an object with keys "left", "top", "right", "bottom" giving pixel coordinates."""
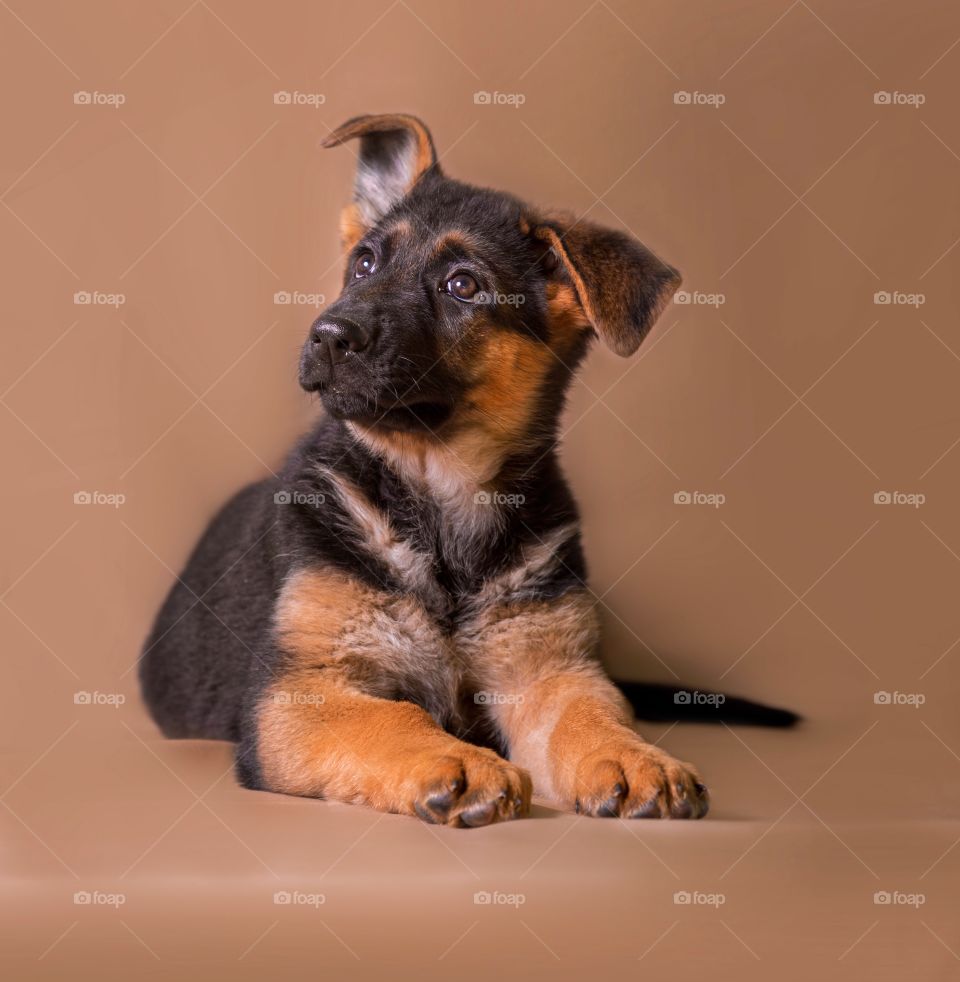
[{"left": 2, "top": 1, "right": 958, "bottom": 979}]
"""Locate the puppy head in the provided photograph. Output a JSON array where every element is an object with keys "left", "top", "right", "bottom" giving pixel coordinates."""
[{"left": 300, "top": 114, "right": 680, "bottom": 453}]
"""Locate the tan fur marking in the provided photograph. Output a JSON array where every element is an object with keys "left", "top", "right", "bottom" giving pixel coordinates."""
[
  {"left": 275, "top": 568, "right": 364, "bottom": 663},
  {"left": 430, "top": 230, "right": 482, "bottom": 259},
  {"left": 536, "top": 226, "right": 600, "bottom": 330},
  {"left": 467, "top": 331, "right": 551, "bottom": 440},
  {"left": 275, "top": 567, "right": 451, "bottom": 689},
  {"left": 546, "top": 281, "right": 590, "bottom": 354},
  {"left": 339, "top": 203, "right": 366, "bottom": 254},
  {"left": 386, "top": 218, "right": 413, "bottom": 239},
  {"left": 405, "top": 116, "right": 435, "bottom": 180}
]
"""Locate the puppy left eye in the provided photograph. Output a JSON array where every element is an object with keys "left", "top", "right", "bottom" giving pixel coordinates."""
[
  {"left": 445, "top": 272, "right": 480, "bottom": 302},
  {"left": 354, "top": 250, "right": 376, "bottom": 278}
]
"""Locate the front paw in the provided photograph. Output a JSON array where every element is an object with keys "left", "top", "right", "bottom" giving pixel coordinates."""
[
  {"left": 571, "top": 741, "right": 708, "bottom": 819},
  {"left": 403, "top": 746, "right": 532, "bottom": 828}
]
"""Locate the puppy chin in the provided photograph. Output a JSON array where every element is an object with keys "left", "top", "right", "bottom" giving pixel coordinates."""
[
  {"left": 317, "top": 390, "right": 378, "bottom": 422},
  {"left": 317, "top": 389, "right": 454, "bottom": 433}
]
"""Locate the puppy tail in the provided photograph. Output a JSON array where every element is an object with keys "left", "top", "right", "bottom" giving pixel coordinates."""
[{"left": 611, "top": 679, "right": 801, "bottom": 728}]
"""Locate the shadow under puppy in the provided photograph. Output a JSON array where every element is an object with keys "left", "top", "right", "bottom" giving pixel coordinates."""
[{"left": 141, "top": 113, "right": 794, "bottom": 827}]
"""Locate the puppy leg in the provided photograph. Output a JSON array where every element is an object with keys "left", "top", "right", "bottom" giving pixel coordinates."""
[
  {"left": 244, "top": 673, "right": 529, "bottom": 826},
  {"left": 511, "top": 673, "right": 708, "bottom": 819},
  {"left": 238, "top": 567, "right": 530, "bottom": 826},
  {"left": 469, "top": 590, "right": 708, "bottom": 819}
]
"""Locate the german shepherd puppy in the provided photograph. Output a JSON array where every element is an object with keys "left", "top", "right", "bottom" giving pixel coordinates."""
[{"left": 141, "top": 114, "right": 794, "bottom": 828}]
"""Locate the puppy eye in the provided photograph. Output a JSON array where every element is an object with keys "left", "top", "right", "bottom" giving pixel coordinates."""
[
  {"left": 354, "top": 250, "right": 376, "bottom": 278},
  {"left": 445, "top": 272, "right": 479, "bottom": 302}
]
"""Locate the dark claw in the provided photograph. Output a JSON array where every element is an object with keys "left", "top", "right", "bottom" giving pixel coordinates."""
[
  {"left": 458, "top": 800, "right": 498, "bottom": 828},
  {"left": 597, "top": 782, "right": 627, "bottom": 816},
  {"left": 414, "top": 801, "right": 440, "bottom": 824},
  {"left": 627, "top": 795, "right": 662, "bottom": 819},
  {"left": 426, "top": 789, "right": 456, "bottom": 815}
]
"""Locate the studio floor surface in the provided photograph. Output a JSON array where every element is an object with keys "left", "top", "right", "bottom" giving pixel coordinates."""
[{"left": 3, "top": 710, "right": 957, "bottom": 981}]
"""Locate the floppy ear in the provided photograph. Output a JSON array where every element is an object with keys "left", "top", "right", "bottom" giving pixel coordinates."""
[
  {"left": 322, "top": 114, "right": 439, "bottom": 242},
  {"left": 532, "top": 217, "right": 681, "bottom": 356}
]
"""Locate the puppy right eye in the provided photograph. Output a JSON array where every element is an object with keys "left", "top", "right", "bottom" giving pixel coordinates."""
[
  {"left": 445, "top": 272, "right": 480, "bottom": 302},
  {"left": 354, "top": 250, "right": 376, "bottom": 278}
]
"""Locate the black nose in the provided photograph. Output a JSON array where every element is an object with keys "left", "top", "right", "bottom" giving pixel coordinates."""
[{"left": 310, "top": 318, "right": 372, "bottom": 365}]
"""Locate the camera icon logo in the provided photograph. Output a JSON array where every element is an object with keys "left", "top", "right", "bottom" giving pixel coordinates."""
[
  {"left": 474, "top": 491, "right": 492, "bottom": 505},
  {"left": 673, "top": 491, "right": 691, "bottom": 505},
  {"left": 673, "top": 91, "right": 692, "bottom": 105},
  {"left": 274, "top": 291, "right": 291, "bottom": 304},
  {"left": 473, "top": 91, "right": 492, "bottom": 105},
  {"left": 474, "top": 891, "right": 491, "bottom": 904},
  {"left": 73, "top": 291, "right": 92, "bottom": 304},
  {"left": 874, "top": 890, "right": 891, "bottom": 904},
  {"left": 873, "top": 691, "right": 891, "bottom": 705},
  {"left": 73, "top": 91, "right": 92, "bottom": 105},
  {"left": 674, "top": 691, "right": 692, "bottom": 705},
  {"left": 873, "top": 91, "right": 892, "bottom": 105},
  {"left": 873, "top": 491, "right": 891, "bottom": 505},
  {"left": 273, "top": 91, "right": 292, "bottom": 105},
  {"left": 274, "top": 491, "right": 292, "bottom": 505},
  {"left": 273, "top": 891, "right": 291, "bottom": 904},
  {"left": 73, "top": 491, "right": 92, "bottom": 504},
  {"left": 673, "top": 891, "right": 692, "bottom": 904}
]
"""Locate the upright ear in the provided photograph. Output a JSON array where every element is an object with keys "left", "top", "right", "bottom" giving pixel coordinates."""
[
  {"left": 322, "top": 114, "right": 439, "bottom": 244},
  {"left": 532, "top": 216, "right": 681, "bottom": 356}
]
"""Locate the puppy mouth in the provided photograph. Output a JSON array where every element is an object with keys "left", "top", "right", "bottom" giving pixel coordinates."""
[
  {"left": 317, "top": 385, "right": 454, "bottom": 432},
  {"left": 359, "top": 397, "right": 453, "bottom": 432}
]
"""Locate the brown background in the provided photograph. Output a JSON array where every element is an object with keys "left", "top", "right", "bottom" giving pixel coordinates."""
[{"left": 2, "top": 0, "right": 959, "bottom": 978}]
